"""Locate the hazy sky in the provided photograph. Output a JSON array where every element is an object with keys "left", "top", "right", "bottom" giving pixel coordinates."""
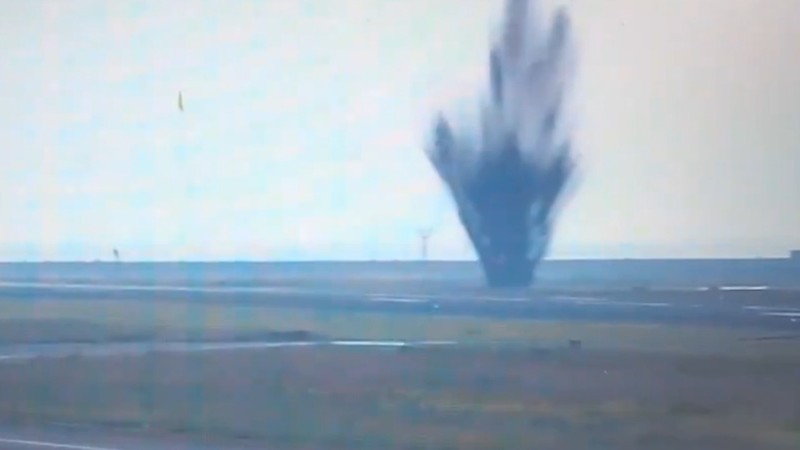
[{"left": 1, "top": 0, "right": 799, "bottom": 261}]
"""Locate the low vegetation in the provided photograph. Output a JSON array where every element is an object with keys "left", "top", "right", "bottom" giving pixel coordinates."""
[
  {"left": 1, "top": 298, "right": 798, "bottom": 357},
  {"left": 0, "top": 346, "right": 798, "bottom": 449},
  {"left": 1, "top": 294, "right": 799, "bottom": 448},
  {"left": 0, "top": 300, "right": 800, "bottom": 355}
]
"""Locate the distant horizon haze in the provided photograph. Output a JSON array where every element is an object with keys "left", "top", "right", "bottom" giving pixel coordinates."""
[{"left": 0, "top": 242, "right": 797, "bottom": 263}]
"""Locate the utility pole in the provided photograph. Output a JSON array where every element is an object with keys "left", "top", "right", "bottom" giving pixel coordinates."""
[{"left": 417, "top": 228, "right": 433, "bottom": 261}]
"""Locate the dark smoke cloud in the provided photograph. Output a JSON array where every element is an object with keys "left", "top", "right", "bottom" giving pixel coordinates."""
[{"left": 425, "top": 0, "right": 578, "bottom": 287}]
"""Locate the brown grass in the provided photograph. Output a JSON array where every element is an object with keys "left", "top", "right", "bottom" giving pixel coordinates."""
[
  {"left": 2, "top": 295, "right": 800, "bottom": 448},
  {"left": 1, "top": 298, "right": 799, "bottom": 357},
  {"left": 0, "top": 346, "right": 798, "bottom": 449}
]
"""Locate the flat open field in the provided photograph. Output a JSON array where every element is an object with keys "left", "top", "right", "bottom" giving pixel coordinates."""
[
  {"left": 0, "top": 262, "right": 799, "bottom": 448},
  {"left": 1, "top": 296, "right": 799, "bottom": 356},
  {"left": 1, "top": 346, "right": 799, "bottom": 449},
  {"left": 0, "top": 298, "right": 798, "bottom": 449}
]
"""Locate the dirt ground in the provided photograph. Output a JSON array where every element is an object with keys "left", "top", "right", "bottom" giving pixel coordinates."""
[{"left": 0, "top": 345, "right": 798, "bottom": 449}]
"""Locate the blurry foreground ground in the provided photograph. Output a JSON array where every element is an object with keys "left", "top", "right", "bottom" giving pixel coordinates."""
[
  {"left": 0, "top": 345, "right": 798, "bottom": 450},
  {"left": 0, "top": 265, "right": 798, "bottom": 449}
]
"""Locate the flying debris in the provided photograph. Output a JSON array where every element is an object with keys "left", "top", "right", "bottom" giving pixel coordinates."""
[
  {"left": 178, "top": 91, "right": 184, "bottom": 112},
  {"left": 425, "top": 0, "right": 578, "bottom": 287}
]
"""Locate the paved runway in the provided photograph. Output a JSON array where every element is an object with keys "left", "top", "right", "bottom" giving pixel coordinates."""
[{"left": 0, "top": 281, "right": 799, "bottom": 330}]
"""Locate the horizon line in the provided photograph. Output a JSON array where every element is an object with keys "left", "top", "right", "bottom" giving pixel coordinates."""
[{"left": 0, "top": 256, "right": 795, "bottom": 264}]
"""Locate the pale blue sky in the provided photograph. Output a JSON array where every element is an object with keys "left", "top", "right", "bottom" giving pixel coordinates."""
[{"left": 1, "top": 0, "right": 799, "bottom": 261}]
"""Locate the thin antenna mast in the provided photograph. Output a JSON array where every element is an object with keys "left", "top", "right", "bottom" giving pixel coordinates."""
[{"left": 417, "top": 228, "right": 433, "bottom": 261}]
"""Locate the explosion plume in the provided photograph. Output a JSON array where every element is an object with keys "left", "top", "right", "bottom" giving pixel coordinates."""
[{"left": 425, "top": 0, "right": 578, "bottom": 287}]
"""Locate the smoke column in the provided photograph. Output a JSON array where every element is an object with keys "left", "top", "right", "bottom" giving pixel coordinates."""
[{"left": 425, "top": 0, "right": 578, "bottom": 287}]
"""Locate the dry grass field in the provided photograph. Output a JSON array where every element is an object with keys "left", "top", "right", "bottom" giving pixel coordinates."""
[
  {"left": 0, "top": 346, "right": 799, "bottom": 449},
  {"left": 1, "top": 297, "right": 798, "bottom": 356},
  {"left": 1, "top": 289, "right": 799, "bottom": 449}
]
